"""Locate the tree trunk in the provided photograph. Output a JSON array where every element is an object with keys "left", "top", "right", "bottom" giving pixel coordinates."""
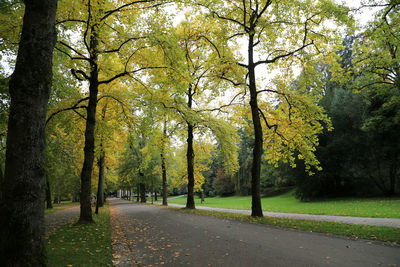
[
  {"left": 248, "top": 33, "right": 263, "bottom": 217},
  {"left": 161, "top": 152, "right": 168, "bottom": 205},
  {"left": 0, "top": 1, "right": 57, "bottom": 265},
  {"left": 136, "top": 184, "right": 140, "bottom": 202},
  {"left": 46, "top": 178, "right": 53, "bottom": 209},
  {"left": 161, "top": 118, "right": 168, "bottom": 206},
  {"left": 186, "top": 85, "right": 195, "bottom": 209},
  {"left": 140, "top": 183, "right": 146, "bottom": 203},
  {"left": 78, "top": 25, "right": 99, "bottom": 224},
  {"left": 95, "top": 151, "right": 105, "bottom": 214},
  {"left": 186, "top": 122, "right": 195, "bottom": 209},
  {"left": 154, "top": 190, "right": 158, "bottom": 201}
]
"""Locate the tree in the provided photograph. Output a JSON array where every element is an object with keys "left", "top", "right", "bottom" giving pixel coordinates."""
[
  {"left": 0, "top": 0, "right": 57, "bottom": 265},
  {"left": 149, "top": 15, "right": 241, "bottom": 208},
  {"left": 352, "top": 1, "right": 400, "bottom": 196},
  {"left": 197, "top": 0, "right": 350, "bottom": 216},
  {"left": 56, "top": 0, "right": 165, "bottom": 223}
]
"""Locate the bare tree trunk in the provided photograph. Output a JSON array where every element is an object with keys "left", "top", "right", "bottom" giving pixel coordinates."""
[
  {"left": 46, "top": 178, "right": 53, "bottom": 209},
  {"left": 136, "top": 184, "right": 140, "bottom": 202},
  {"left": 248, "top": 33, "right": 263, "bottom": 217},
  {"left": 186, "top": 86, "right": 195, "bottom": 209},
  {"left": 95, "top": 151, "right": 105, "bottom": 214},
  {"left": 0, "top": 1, "right": 57, "bottom": 265},
  {"left": 79, "top": 25, "right": 99, "bottom": 224}
]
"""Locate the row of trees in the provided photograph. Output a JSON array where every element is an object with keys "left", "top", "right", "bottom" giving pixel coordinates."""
[{"left": 0, "top": 0, "right": 398, "bottom": 265}]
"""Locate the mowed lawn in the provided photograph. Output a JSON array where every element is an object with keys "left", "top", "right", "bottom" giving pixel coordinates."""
[{"left": 167, "top": 191, "right": 400, "bottom": 218}]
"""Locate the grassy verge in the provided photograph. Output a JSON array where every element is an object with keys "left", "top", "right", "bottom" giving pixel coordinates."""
[
  {"left": 46, "top": 203, "right": 113, "bottom": 267},
  {"left": 163, "top": 206, "right": 400, "bottom": 244},
  {"left": 167, "top": 192, "right": 400, "bottom": 218},
  {"left": 45, "top": 201, "right": 80, "bottom": 215}
]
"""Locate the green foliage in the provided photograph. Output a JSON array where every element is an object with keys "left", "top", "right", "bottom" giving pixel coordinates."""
[{"left": 46, "top": 205, "right": 112, "bottom": 267}]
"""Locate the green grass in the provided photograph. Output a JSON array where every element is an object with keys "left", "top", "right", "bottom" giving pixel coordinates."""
[
  {"left": 46, "top": 204, "right": 113, "bottom": 267},
  {"left": 167, "top": 191, "right": 400, "bottom": 218},
  {"left": 45, "top": 201, "right": 80, "bottom": 215},
  {"left": 168, "top": 207, "right": 400, "bottom": 244}
]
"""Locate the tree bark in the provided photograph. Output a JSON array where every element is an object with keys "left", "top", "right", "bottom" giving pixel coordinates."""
[
  {"left": 136, "top": 184, "right": 140, "bottom": 202},
  {"left": 140, "top": 183, "right": 146, "bottom": 203},
  {"left": 0, "top": 0, "right": 57, "bottom": 265},
  {"left": 78, "top": 25, "right": 99, "bottom": 224},
  {"left": 248, "top": 33, "right": 263, "bottom": 217},
  {"left": 186, "top": 85, "right": 195, "bottom": 209},
  {"left": 46, "top": 178, "right": 53, "bottom": 209},
  {"left": 95, "top": 150, "right": 105, "bottom": 214},
  {"left": 161, "top": 119, "right": 168, "bottom": 206}
]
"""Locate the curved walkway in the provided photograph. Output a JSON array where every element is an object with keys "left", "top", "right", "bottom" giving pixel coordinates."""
[
  {"left": 111, "top": 199, "right": 400, "bottom": 267},
  {"left": 163, "top": 203, "right": 400, "bottom": 228},
  {"left": 44, "top": 206, "right": 80, "bottom": 236}
]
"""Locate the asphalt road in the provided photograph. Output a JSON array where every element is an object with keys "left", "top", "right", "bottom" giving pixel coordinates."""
[{"left": 110, "top": 199, "right": 400, "bottom": 267}]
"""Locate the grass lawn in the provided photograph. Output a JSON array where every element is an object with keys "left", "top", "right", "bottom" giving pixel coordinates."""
[
  {"left": 167, "top": 191, "right": 400, "bottom": 218},
  {"left": 45, "top": 201, "right": 80, "bottom": 215},
  {"left": 46, "top": 203, "right": 113, "bottom": 267}
]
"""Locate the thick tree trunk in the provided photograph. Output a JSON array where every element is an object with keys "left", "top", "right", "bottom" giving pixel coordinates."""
[
  {"left": 248, "top": 34, "right": 263, "bottom": 217},
  {"left": 79, "top": 26, "right": 99, "bottom": 224},
  {"left": 0, "top": 1, "right": 57, "bottom": 265},
  {"left": 136, "top": 184, "right": 140, "bottom": 202},
  {"left": 46, "top": 178, "right": 53, "bottom": 209},
  {"left": 140, "top": 183, "right": 146, "bottom": 203},
  {"left": 154, "top": 190, "right": 157, "bottom": 201},
  {"left": 95, "top": 151, "right": 105, "bottom": 214}
]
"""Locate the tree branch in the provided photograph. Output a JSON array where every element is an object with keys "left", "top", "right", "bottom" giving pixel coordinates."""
[{"left": 46, "top": 97, "right": 89, "bottom": 125}]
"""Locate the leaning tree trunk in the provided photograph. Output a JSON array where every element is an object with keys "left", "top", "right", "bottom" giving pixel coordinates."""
[
  {"left": 79, "top": 26, "right": 99, "bottom": 224},
  {"left": 248, "top": 33, "right": 263, "bottom": 217},
  {"left": 46, "top": 178, "right": 53, "bottom": 209},
  {"left": 95, "top": 150, "right": 105, "bottom": 214},
  {"left": 0, "top": 1, "right": 57, "bottom": 265}
]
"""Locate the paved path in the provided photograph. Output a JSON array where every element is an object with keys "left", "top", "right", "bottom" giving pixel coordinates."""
[
  {"left": 44, "top": 206, "right": 79, "bottom": 236},
  {"left": 110, "top": 199, "right": 400, "bottom": 267},
  {"left": 161, "top": 203, "right": 400, "bottom": 228}
]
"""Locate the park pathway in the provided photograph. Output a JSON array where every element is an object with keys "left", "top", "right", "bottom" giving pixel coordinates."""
[
  {"left": 162, "top": 203, "right": 400, "bottom": 228},
  {"left": 109, "top": 198, "right": 400, "bottom": 267},
  {"left": 44, "top": 206, "right": 79, "bottom": 236}
]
